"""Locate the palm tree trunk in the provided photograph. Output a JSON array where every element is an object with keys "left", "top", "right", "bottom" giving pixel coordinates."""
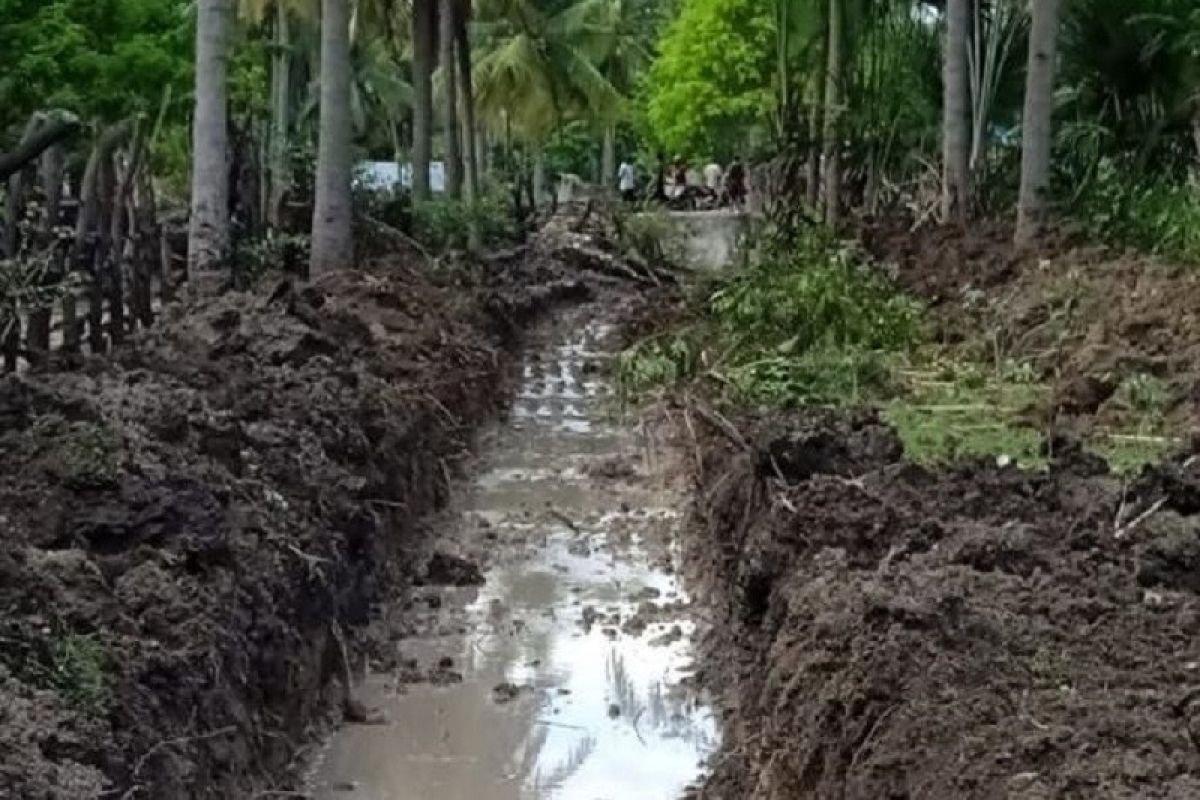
[
  {"left": 412, "top": 0, "right": 436, "bottom": 201},
  {"left": 310, "top": 0, "right": 354, "bottom": 275},
  {"left": 268, "top": 2, "right": 291, "bottom": 230},
  {"left": 439, "top": 0, "right": 462, "bottom": 199},
  {"left": 601, "top": 126, "right": 616, "bottom": 189},
  {"left": 1015, "top": 0, "right": 1060, "bottom": 245},
  {"left": 533, "top": 146, "right": 547, "bottom": 208},
  {"left": 942, "top": 0, "right": 971, "bottom": 222},
  {"left": 454, "top": 0, "right": 479, "bottom": 203},
  {"left": 806, "top": 65, "right": 824, "bottom": 210},
  {"left": 822, "top": 0, "right": 843, "bottom": 228},
  {"left": 188, "top": 0, "right": 233, "bottom": 296}
]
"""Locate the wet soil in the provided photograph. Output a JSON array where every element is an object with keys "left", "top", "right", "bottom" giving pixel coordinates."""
[
  {"left": 687, "top": 407, "right": 1200, "bottom": 798},
  {"left": 305, "top": 311, "right": 715, "bottom": 799},
  {"left": 860, "top": 219, "right": 1200, "bottom": 433},
  {"left": 0, "top": 228, "right": 662, "bottom": 798}
]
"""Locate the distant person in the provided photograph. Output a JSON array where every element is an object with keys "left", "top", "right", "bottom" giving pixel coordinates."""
[
  {"left": 617, "top": 160, "right": 637, "bottom": 202},
  {"left": 726, "top": 159, "right": 747, "bottom": 209},
  {"left": 703, "top": 161, "right": 724, "bottom": 193},
  {"left": 669, "top": 157, "right": 688, "bottom": 199}
]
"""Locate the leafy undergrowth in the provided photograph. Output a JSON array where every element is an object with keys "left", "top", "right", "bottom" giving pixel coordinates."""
[
  {"left": 621, "top": 228, "right": 1178, "bottom": 474},
  {"left": 618, "top": 231, "right": 922, "bottom": 406}
]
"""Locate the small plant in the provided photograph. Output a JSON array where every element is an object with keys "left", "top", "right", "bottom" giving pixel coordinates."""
[
  {"left": 49, "top": 633, "right": 112, "bottom": 718},
  {"left": 1115, "top": 372, "right": 1171, "bottom": 418},
  {"left": 618, "top": 228, "right": 923, "bottom": 406},
  {"left": 413, "top": 192, "right": 515, "bottom": 253}
]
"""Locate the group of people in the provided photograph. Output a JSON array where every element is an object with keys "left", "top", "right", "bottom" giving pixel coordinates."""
[{"left": 616, "top": 156, "right": 748, "bottom": 209}]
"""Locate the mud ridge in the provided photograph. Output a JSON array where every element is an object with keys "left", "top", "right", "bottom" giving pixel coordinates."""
[
  {"left": 687, "top": 407, "right": 1200, "bottom": 799},
  {"left": 0, "top": 233, "right": 654, "bottom": 798}
]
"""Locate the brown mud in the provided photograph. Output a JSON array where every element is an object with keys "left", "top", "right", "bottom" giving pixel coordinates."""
[
  {"left": 0, "top": 222, "right": 664, "bottom": 798},
  {"left": 860, "top": 219, "right": 1200, "bottom": 431},
  {"left": 689, "top": 408, "right": 1200, "bottom": 799},
  {"left": 683, "top": 218, "right": 1200, "bottom": 798}
]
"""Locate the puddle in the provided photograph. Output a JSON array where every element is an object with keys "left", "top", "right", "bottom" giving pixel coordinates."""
[{"left": 305, "top": 317, "right": 716, "bottom": 799}]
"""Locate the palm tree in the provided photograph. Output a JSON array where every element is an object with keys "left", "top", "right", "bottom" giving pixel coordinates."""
[
  {"left": 473, "top": 0, "right": 623, "bottom": 148},
  {"left": 440, "top": 0, "right": 463, "bottom": 198},
  {"left": 1015, "top": 0, "right": 1061, "bottom": 245},
  {"left": 189, "top": 0, "right": 234, "bottom": 294},
  {"left": 412, "top": 0, "right": 436, "bottom": 200},
  {"left": 823, "top": 0, "right": 844, "bottom": 227},
  {"left": 942, "top": 0, "right": 970, "bottom": 221},
  {"left": 454, "top": 0, "right": 481, "bottom": 203},
  {"left": 310, "top": 0, "right": 354, "bottom": 274}
]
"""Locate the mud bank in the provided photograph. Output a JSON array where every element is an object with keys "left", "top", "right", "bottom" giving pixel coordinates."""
[
  {"left": 860, "top": 219, "right": 1200, "bottom": 432},
  {"left": 0, "top": 235, "right": 656, "bottom": 798},
  {"left": 687, "top": 408, "right": 1200, "bottom": 798}
]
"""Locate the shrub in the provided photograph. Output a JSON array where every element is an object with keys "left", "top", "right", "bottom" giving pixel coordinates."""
[{"left": 1074, "top": 164, "right": 1200, "bottom": 265}]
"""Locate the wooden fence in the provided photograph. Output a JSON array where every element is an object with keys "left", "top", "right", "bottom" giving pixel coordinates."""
[{"left": 1, "top": 116, "right": 183, "bottom": 373}]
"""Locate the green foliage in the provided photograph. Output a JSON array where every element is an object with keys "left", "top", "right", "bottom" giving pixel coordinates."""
[
  {"left": 709, "top": 238, "right": 922, "bottom": 355},
  {"left": 1, "top": 628, "right": 113, "bottom": 718},
  {"left": 0, "top": 0, "right": 191, "bottom": 130},
  {"left": 884, "top": 355, "right": 1049, "bottom": 468},
  {"left": 413, "top": 191, "right": 515, "bottom": 253},
  {"left": 1073, "top": 165, "right": 1200, "bottom": 264},
  {"left": 49, "top": 634, "right": 112, "bottom": 718},
  {"left": 619, "top": 228, "right": 922, "bottom": 405},
  {"left": 641, "top": 0, "right": 774, "bottom": 158}
]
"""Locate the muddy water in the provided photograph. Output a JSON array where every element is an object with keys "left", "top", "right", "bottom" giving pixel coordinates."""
[{"left": 305, "top": 316, "right": 716, "bottom": 799}]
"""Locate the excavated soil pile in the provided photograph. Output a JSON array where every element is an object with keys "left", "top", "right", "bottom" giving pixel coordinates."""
[
  {"left": 689, "top": 409, "right": 1200, "bottom": 799},
  {"left": 860, "top": 219, "right": 1200, "bottom": 429},
  {"left": 0, "top": 244, "right": 612, "bottom": 797}
]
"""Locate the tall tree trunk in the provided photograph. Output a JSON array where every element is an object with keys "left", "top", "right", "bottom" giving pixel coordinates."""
[
  {"left": 188, "top": 0, "right": 233, "bottom": 295},
  {"left": 440, "top": 0, "right": 462, "bottom": 199},
  {"left": 806, "top": 67, "right": 825, "bottom": 210},
  {"left": 601, "top": 126, "right": 616, "bottom": 189},
  {"left": 27, "top": 144, "right": 65, "bottom": 364},
  {"left": 943, "top": 0, "right": 971, "bottom": 222},
  {"left": 532, "top": 146, "right": 547, "bottom": 208},
  {"left": 310, "top": 0, "right": 354, "bottom": 276},
  {"left": 268, "top": 2, "right": 291, "bottom": 230},
  {"left": 4, "top": 116, "right": 41, "bottom": 259},
  {"left": 454, "top": 0, "right": 479, "bottom": 203},
  {"left": 822, "top": 0, "right": 844, "bottom": 228},
  {"left": 1015, "top": 0, "right": 1060, "bottom": 245},
  {"left": 412, "top": 0, "right": 436, "bottom": 201}
]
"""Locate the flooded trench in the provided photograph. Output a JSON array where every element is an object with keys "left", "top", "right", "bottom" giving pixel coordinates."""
[{"left": 305, "top": 311, "right": 716, "bottom": 799}]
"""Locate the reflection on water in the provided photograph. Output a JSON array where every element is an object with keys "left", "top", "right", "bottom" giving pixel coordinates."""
[{"left": 305, "top": 319, "right": 716, "bottom": 800}]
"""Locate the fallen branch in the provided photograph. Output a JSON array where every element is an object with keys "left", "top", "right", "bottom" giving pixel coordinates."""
[
  {"left": 356, "top": 214, "right": 433, "bottom": 265},
  {"left": 1114, "top": 497, "right": 1168, "bottom": 540},
  {"left": 0, "top": 111, "right": 81, "bottom": 182}
]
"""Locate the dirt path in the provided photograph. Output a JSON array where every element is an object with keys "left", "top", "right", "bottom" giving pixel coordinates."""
[{"left": 304, "top": 308, "right": 715, "bottom": 799}]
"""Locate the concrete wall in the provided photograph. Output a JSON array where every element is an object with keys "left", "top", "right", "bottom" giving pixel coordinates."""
[{"left": 660, "top": 210, "right": 756, "bottom": 273}]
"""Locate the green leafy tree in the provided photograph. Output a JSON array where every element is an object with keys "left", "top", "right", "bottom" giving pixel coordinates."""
[{"left": 642, "top": 0, "right": 774, "bottom": 159}]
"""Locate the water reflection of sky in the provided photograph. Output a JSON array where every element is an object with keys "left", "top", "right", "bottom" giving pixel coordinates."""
[{"left": 306, "top": 319, "right": 716, "bottom": 800}]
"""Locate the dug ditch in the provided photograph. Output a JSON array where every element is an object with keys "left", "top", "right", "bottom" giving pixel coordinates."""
[{"left": 305, "top": 309, "right": 717, "bottom": 799}]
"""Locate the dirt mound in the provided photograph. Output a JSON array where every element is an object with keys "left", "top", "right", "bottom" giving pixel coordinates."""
[
  {"left": 689, "top": 408, "right": 1200, "bottom": 799},
  {"left": 860, "top": 218, "right": 1200, "bottom": 431},
  {"left": 0, "top": 242, "right": 613, "bottom": 798}
]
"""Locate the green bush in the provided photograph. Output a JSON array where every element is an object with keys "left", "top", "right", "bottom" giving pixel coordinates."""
[
  {"left": 618, "top": 230, "right": 923, "bottom": 405},
  {"left": 413, "top": 191, "right": 515, "bottom": 253},
  {"left": 1075, "top": 165, "right": 1200, "bottom": 264}
]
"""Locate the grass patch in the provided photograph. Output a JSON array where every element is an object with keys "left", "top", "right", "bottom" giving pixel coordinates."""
[
  {"left": 1, "top": 628, "right": 113, "bottom": 718},
  {"left": 617, "top": 230, "right": 922, "bottom": 405},
  {"left": 884, "top": 353, "right": 1049, "bottom": 468}
]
